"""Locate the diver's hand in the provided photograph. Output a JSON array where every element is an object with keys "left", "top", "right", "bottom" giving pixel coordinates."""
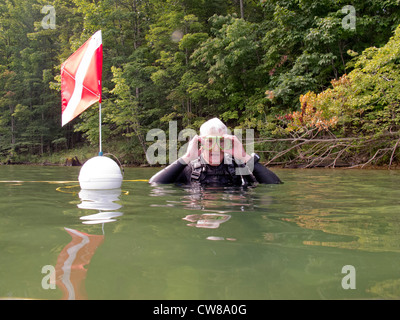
[
  {"left": 180, "top": 135, "right": 201, "bottom": 164},
  {"left": 223, "top": 134, "right": 252, "bottom": 163}
]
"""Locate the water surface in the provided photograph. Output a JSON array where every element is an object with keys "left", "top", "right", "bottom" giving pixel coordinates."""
[{"left": 1, "top": 166, "right": 400, "bottom": 299}]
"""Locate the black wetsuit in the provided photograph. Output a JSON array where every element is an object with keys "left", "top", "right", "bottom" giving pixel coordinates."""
[{"left": 149, "top": 155, "right": 282, "bottom": 186}]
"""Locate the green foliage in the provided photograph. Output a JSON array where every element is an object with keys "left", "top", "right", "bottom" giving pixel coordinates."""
[
  {"left": 261, "top": 0, "right": 400, "bottom": 110},
  {"left": 345, "top": 24, "right": 400, "bottom": 136},
  {"left": 1, "top": 0, "right": 400, "bottom": 164},
  {"left": 272, "top": 24, "right": 400, "bottom": 166}
]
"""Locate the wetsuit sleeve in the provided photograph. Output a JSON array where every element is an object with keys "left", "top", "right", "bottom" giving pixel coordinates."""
[
  {"left": 148, "top": 159, "right": 188, "bottom": 184},
  {"left": 244, "top": 156, "right": 282, "bottom": 184},
  {"left": 252, "top": 163, "right": 282, "bottom": 184}
]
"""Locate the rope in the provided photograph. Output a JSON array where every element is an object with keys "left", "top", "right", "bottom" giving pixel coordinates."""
[
  {"left": 56, "top": 185, "right": 80, "bottom": 194},
  {"left": 1, "top": 179, "right": 148, "bottom": 195},
  {"left": 55, "top": 185, "right": 131, "bottom": 195},
  {"left": 0, "top": 179, "right": 148, "bottom": 184},
  {"left": 1, "top": 177, "right": 148, "bottom": 195},
  {"left": 103, "top": 153, "right": 125, "bottom": 176},
  {"left": 0, "top": 180, "right": 79, "bottom": 184}
]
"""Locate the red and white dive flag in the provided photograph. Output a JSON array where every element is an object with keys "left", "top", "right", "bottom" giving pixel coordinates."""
[{"left": 61, "top": 30, "right": 103, "bottom": 126}]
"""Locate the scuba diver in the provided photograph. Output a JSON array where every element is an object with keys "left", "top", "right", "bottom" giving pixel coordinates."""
[{"left": 149, "top": 118, "right": 282, "bottom": 187}]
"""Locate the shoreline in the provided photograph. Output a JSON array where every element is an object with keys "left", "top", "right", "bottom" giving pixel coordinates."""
[{"left": 1, "top": 160, "right": 399, "bottom": 170}]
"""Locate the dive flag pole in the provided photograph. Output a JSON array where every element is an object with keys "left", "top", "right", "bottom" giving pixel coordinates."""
[{"left": 99, "top": 102, "right": 103, "bottom": 156}]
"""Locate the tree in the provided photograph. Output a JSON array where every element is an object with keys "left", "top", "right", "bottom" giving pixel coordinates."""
[
  {"left": 191, "top": 14, "right": 263, "bottom": 125},
  {"left": 1, "top": 0, "right": 400, "bottom": 165},
  {"left": 261, "top": 0, "right": 400, "bottom": 112},
  {"left": 272, "top": 24, "right": 400, "bottom": 168}
]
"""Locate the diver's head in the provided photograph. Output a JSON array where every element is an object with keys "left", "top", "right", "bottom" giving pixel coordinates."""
[
  {"left": 200, "top": 118, "right": 228, "bottom": 166},
  {"left": 200, "top": 117, "right": 228, "bottom": 137}
]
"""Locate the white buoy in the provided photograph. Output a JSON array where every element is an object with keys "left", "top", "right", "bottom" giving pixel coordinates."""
[{"left": 78, "top": 156, "right": 123, "bottom": 190}]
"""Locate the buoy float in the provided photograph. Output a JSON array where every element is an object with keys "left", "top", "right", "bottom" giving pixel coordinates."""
[{"left": 78, "top": 156, "right": 123, "bottom": 190}]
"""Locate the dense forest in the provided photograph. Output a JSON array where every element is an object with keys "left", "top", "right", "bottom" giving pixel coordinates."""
[{"left": 1, "top": 0, "right": 400, "bottom": 167}]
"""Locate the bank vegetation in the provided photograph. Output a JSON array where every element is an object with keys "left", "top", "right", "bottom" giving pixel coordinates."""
[{"left": 1, "top": 0, "right": 400, "bottom": 168}]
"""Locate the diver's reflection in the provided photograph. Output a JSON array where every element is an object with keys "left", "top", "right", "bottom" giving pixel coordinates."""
[
  {"left": 181, "top": 185, "right": 256, "bottom": 212},
  {"left": 150, "top": 185, "right": 256, "bottom": 211},
  {"left": 150, "top": 185, "right": 257, "bottom": 241},
  {"left": 55, "top": 188, "right": 123, "bottom": 300},
  {"left": 183, "top": 213, "right": 231, "bottom": 228}
]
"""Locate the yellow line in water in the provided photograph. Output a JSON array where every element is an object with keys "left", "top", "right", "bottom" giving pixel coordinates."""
[
  {"left": 55, "top": 185, "right": 80, "bottom": 194},
  {"left": 0, "top": 179, "right": 149, "bottom": 183},
  {"left": 55, "top": 185, "right": 131, "bottom": 195},
  {"left": 0, "top": 180, "right": 78, "bottom": 183}
]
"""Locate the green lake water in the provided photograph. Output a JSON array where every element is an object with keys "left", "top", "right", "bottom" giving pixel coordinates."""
[{"left": 1, "top": 165, "right": 400, "bottom": 300}]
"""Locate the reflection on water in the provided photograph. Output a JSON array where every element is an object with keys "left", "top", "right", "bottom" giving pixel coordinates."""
[
  {"left": 275, "top": 171, "right": 400, "bottom": 253},
  {"left": 145, "top": 172, "right": 400, "bottom": 299},
  {"left": 55, "top": 188, "right": 123, "bottom": 300},
  {"left": 78, "top": 189, "right": 123, "bottom": 224},
  {"left": 4, "top": 167, "right": 400, "bottom": 299},
  {"left": 180, "top": 185, "right": 258, "bottom": 212},
  {"left": 150, "top": 185, "right": 266, "bottom": 242},
  {"left": 183, "top": 213, "right": 231, "bottom": 229},
  {"left": 150, "top": 185, "right": 260, "bottom": 212},
  {"left": 55, "top": 228, "right": 104, "bottom": 300}
]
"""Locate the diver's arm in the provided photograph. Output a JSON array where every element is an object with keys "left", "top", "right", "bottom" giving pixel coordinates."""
[
  {"left": 148, "top": 159, "right": 188, "bottom": 184},
  {"left": 149, "top": 135, "right": 200, "bottom": 184},
  {"left": 224, "top": 136, "right": 282, "bottom": 184},
  {"left": 252, "top": 163, "right": 282, "bottom": 184},
  {"left": 245, "top": 154, "right": 282, "bottom": 184}
]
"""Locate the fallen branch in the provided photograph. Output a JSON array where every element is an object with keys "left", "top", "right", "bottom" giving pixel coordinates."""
[
  {"left": 257, "top": 131, "right": 400, "bottom": 169},
  {"left": 348, "top": 148, "right": 392, "bottom": 169},
  {"left": 389, "top": 136, "right": 400, "bottom": 169}
]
